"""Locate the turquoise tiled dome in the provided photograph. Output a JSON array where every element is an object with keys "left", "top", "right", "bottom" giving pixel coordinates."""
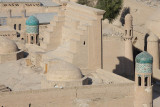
[
  {"left": 136, "top": 51, "right": 153, "bottom": 64},
  {"left": 26, "top": 16, "right": 39, "bottom": 26},
  {"left": 135, "top": 51, "right": 153, "bottom": 73}
]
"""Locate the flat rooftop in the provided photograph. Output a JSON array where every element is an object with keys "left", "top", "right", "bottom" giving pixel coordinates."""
[
  {"left": 33, "top": 12, "right": 58, "bottom": 24},
  {"left": 89, "top": 69, "right": 133, "bottom": 85},
  {"left": 0, "top": 60, "right": 133, "bottom": 92},
  {"left": 0, "top": 0, "right": 60, "bottom": 7},
  {"left": 0, "top": 12, "right": 58, "bottom": 24},
  {"left": 0, "top": 59, "right": 44, "bottom": 91}
]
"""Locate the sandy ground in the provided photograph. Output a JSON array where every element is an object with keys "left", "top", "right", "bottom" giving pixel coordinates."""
[{"left": 0, "top": 59, "right": 44, "bottom": 91}]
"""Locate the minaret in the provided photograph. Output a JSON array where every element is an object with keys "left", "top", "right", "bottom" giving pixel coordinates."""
[
  {"left": 147, "top": 32, "right": 160, "bottom": 79},
  {"left": 26, "top": 16, "right": 39, "bottom": 45},
  {"left": 123, "top": 14, "right": 134, "bottom": 75},
  {"left": 134, "top": 51, "right": 153, "bottom": 107}
]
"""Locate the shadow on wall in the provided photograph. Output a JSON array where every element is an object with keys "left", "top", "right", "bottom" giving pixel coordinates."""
[
  {"left": 113, "top": 46, "right": 142, "bottom": 81},
  {"left": 133, "top": 46, "right": 142, "bottom": 63},
  {"left": 17, "top": 51, "right": 28, "bottom": 59},
  {"left": 23, "top": 52, "right": 29, "bottom": 58},
  {"left": 153, "top": 84, "right": 160, "bottom": 100},
  {"left": 159, "top": 40, "right": 160, "bottom": 69},
  {"left": 120, "top": 7, "right": 130, "bottom": 26},
  {"left": 113, "top": 56, "right": 134, "bottom": 80},
  {"left": 144, "top": 33, "right": 149, "bottom": 51}
]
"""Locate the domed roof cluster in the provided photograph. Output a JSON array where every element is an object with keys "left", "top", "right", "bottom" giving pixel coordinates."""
[
  {"left": 0, "top": 37, "right": 18, "bottom": 54},
  {"left": 136, "top": 51, "right": 153, "bottom": 64},
  {"left": 26, "top": 16, "right": 39, "bottom": 26},
  {"left": 46, "top": 59, "right": 83, "bottom": 81}
]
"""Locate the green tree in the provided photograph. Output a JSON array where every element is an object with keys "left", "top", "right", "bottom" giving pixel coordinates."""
[
  {"left": 96, "top": 0, "right": 123, "bottom": 22},
  {"left": 78, "top": 0, "right": 123, "bottom": 23},
  {"left": 77, "top": 0, "right": 90, "bottom": 5}
]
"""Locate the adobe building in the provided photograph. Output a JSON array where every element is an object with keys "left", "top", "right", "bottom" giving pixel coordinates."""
[
  {"left": 0, "top": 0, "right": 157, "bottom": 107},
  {"left": 25, "top": 2, "right": 105, "bottom": 72},
  {"left": 0, "top": 36, "right": 23, "bottom": 63},
  {"left": 0, "top": 26, "right": 17, "bottom": 40},
  {"left": 0, "top": 51, "right": 153, "bottom": 107},
  {"left": 103, "top": 13, "right": 134, "bottom": 77},
  {"left": 6, "top": 9, "right": 27, "bottom": 39}
]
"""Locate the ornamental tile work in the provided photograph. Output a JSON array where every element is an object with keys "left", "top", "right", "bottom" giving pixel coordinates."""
[
  {"left": 26, "top": 16, "right": 39, "bottom": 26},
  {"left": 135, "top": 51, "right": 153, "bottom": 73},
  {"left": 135, "top": 51, "right": 153, "bottom": 64},
  {"left": 136, "top": 63, "right": 152, "bottom": 73},
  {"left": 26, "top": 25, "right": 38, "bottom": 34}
]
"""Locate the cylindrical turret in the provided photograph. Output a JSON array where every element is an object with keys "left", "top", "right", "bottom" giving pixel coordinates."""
[
  {"left": 123, "top": 14, "right": 134, "bottom": 76},
  {"left": 134, "top": 51, "right": 153, "bottom": 107},
  {"left": 147, "top": 33, "right": 159, "bottom": 79},
  {"left": 124, "top": 14, "right": 133, "bottom": 38},
  {"left": 26, "top": 16, "right": 39, "bottom": 44}
]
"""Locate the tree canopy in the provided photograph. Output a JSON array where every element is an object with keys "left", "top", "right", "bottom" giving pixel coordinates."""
[{"left": 77, "top": 0, "right": 123, "bottom": 23}]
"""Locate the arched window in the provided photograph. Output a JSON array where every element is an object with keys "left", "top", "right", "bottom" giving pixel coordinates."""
[
  {"left": 31, "top": 36, "right": 34, "bottom": 44},
  {"left": 145, "top": 77, "right": 148, "bottom": 86},
  {"left": 26, "top": 36, "right": 28, "bottom": 43},
  {"left": 130, "top": 30, "right": 132, "bottom": 36},
  {"left": 138, "top": 76, "right": 141, "bottom": 86},
  {"left": 14, "top": 24, "right": 16, "bottom": 30},
  {"left": 83, "top": 41, "right": 85, "bottom": 45},
  {"left": 125, "top": 30, "right": 127, "bottom": 35},
  {"left": 19, "top": 24, "right": 21, "bottom": 30}
]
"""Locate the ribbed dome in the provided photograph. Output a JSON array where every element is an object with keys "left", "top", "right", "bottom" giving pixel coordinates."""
[
  {"left": 136, "top": 51, "right": 153, "bottom": 64},
  {"left": 46, "top": 59, "right": 83, "bottom": 81},
  {"left": 0, "top": 37, "right": 18, "bottom": 54},
  {"left": 147, "top": 32, "right": 159, "bottom": 42},
  {"left": 26, "top": 16, "right": 39, "bottom": 26}
]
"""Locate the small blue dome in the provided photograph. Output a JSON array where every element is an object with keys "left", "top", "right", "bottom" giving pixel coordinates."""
[
  {"left": 136, "top": 51, "right": 153, "bottom": 64},
  {"left": 26, "top": 16, "right": 39, "bottom": 26}
]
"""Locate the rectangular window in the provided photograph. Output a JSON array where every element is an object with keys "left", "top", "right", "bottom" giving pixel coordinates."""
[
  {"left": 130, "top": 30, "right": 132, "bottom": 36},
  {"left": 125, "top": 30, "right": 127, "bottom": 35},
  {"left": 145, "top": 77, "right": 148, "bottom": 86},
  {"left": 14, "top": 24, "right": 16, "bottom": 30},
  {"left": 19, "top": 24, "right": 21, "bottom": 30},
  {"left": 138, "top": 77, "right": 141, "bottom": 86}
]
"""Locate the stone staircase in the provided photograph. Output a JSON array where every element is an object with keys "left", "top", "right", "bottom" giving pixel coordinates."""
[
  {"left": 47, "top": 8, "right": 90, "bottom": 63},
  {"left": 51, "top": 23, "right": 89, "bottom": 63},
  {"left": 41, "top": 10, "right": 65, "bottom": 48},
  {"left": 45, "top": 2, "right": 104, "bottom": 70}
]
